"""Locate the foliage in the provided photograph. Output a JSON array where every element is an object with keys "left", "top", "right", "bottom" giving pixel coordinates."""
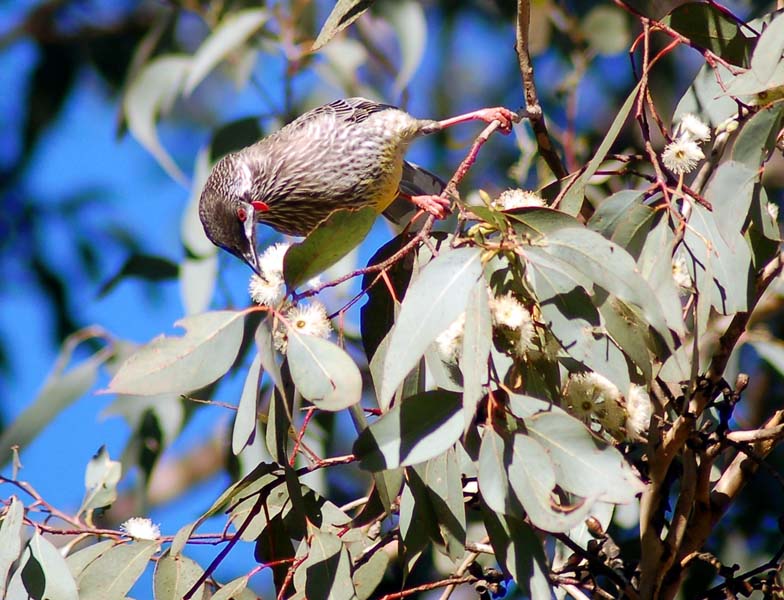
[{"left": 3, "top": 1, "right": 784, "bottom": 599}]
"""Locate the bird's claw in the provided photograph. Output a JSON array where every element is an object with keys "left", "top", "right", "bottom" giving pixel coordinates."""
[
  {"left": 409, "top": 194, "right": 451, "bottom": 218},
  {"left": 478, "top": 107, "right": 518, "bottom": 134}
]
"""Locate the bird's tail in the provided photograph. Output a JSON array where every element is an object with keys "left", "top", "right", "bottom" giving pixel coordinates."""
[{"left": 382, "top": 161, "right": 457, "bottom": 230}]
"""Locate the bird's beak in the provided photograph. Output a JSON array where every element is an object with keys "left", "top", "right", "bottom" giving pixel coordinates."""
[{"left": 242, "top": 204, "right": 261, "bottom": 275}]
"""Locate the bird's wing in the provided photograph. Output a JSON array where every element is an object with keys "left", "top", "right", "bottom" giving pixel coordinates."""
[
  {"left": 382, "top": 161, "right": 457, "bottom": 231},
  {"left": 288, "top": 97, "right": 398, "bottom": 129}
]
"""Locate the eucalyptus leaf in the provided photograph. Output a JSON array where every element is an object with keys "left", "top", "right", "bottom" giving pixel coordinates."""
[
  {"left": 184, "top": 8, "right": 269, "bottom": 95},
  {"left": 460, "top": 279, "right": 492, "bottom": 430},
  {"left": 526, "top": 411, "right": 645, "bottom": 503},
  {"left": 107, "top": 310, "right": 246, "bottom": 396},
  {"left": 123, "top": 55, "right": 190, "bottom": 184},
  {"left": 153, "top": 551, "right": 206, "bottom": 600},
  {"left": 354, "top": 390, "right": 463, "bottom": 470},
  {"left": 77, "top": 541, "right": 158, "bottom": 600},
  {"left": 232, "top": 351, "right": 263, "bottom": 455},
  {"left": 380, "top": 0, "right": 426, "bottom": 94},
  {"left": 303, "top": 531, "right": 355, "bottom": 600},
  {"left": 379, "top": 247, "right": 482, "bottom": 408},
  {"left": 0, "top": 497, "right": 24, "bottom": 597},
  {"left": 287, "top": 333, "right": 362, "bottom": 411},
  {"left": 283, "top": 207, "right": 376, "bottom": 289},
  {"left": 211, "top": 576, "right": 250, "bottom": 600},
  {"left": 80, "top": 446, "right": 122, "bottom": 514},
  {"left": 313, "top": 0, "right": 375, "bottom": 51}
]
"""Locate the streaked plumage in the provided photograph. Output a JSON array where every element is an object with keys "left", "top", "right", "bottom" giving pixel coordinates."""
[{"left": 199, "top": 97, "right": 515, "bottom": 274}]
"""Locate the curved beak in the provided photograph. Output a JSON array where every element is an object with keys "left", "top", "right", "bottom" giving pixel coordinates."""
[{"left": 242, "top": 204, "right": 261, "bottom": 275}]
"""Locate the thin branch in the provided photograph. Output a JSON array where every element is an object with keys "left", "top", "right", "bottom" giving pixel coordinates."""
[{"left": 515, "top": 0, "right": 566, "bottom": 179}]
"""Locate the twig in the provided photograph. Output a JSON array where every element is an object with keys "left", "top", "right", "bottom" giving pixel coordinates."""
[{"left": 515, "top": 0, "right": 567, "bottom": 179}]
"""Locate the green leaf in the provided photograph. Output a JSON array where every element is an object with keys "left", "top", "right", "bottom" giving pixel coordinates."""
[
  {"left": 558, "top": 81, "right": 641, "bottom": 215},
  {"left": 686, "top": 188, "right": 752, "bottom": 316},
  {"left": 312, "top": 0, "right": 375, "bottom": 51},
  {"left": 460, "top": 279, "right": 491, "bottom": 430},
  {"left": 525, "top": 248, "right": 632, "bottom": 391},
  {"left": 99, "top": 253, "right": 179, "bottom": 297},
  {"left": 354, "top": 390, "right": 463, "bottom": 470},
  {"left": 228, "top": 467, "right": 288, "bottom": 541},
  {"left": 123, "top": 55, "right": 190, "bottom": 184},
  {"left": 482, "top": 508, "right": 551, "bottom": 600},
  {"left": 180, "top": 255, "right": 218, "bottom": 316},
  {"left": 79, "top": 446, "right": 122, "bottom": 514},
  {"left": 29, "top": 536, "right": 79, "bottom": 600},
  {"left": 184, "top": 9, "right": 268, "bottom": 95},
  {"left": 170, "top": 462, "right": 283, "bottom": 555},
  {"left": 379, "top": 247, "right": 482, "bottom": 408},
  {"left": 664, "top": 2, "right": 751, "bottom": 66},
  {"left": 107, "top": 310, "right": 246, "bottom": 396},
  {"left": 412, "top": 448, "right": 466, "bottom": 560},
  {"left": 256, "top": 317, "right": 284, "bottom": 395},
  {"left": 232, "top": 351, "right": 262, "bottom": 455},
  {"left": 360, "top": 234, "right": 413, "bottom": 363},
  {"left": 526, "top": 411, "right": 645, "bottom": 503},
  {"left": 303, "top": 531, "right": 355, "bottom": 600},
  {"left": 352, "top": 549, "right": 388, "bottom": 600},
  {"left": 597, "top": 293, "right": 654, "bottom": 381},
  {"left": 287, "top": 334, "right": 362, "bottom": 411},
  {"left": 731, "top": 104, "right": 784, "bottom": 169},
  {"left": 506, "top": 207, "right": 580, "bottom": 238},
  {"left": 582, "top": 5, "right": 630, "bottom": 56},
  {"left": 0, "top": 497, "right": 24, "bottom": 598},
  {"left": 397, "top": 483, "right": 428, "bottom": 576},
  {"left": 77, "top": 541, "right": 158, "bottom": 600},
  {"left": 380, "top": 0, "right": 426, "bottom": 94},
  {"left": 674, "top": 63, "right": 738, "bottom": 126},
  {"left": 589, "top": 191, "right": 655, "bottom": 259},
  {"left": 636, "top": 216, "right": 685, "bottom": 338},
  {"left": 211, "top": 576, "right": 250, "bottom": 600},
  {"left": 478, "top": 427, "right": 594, "bottom": 532},
  {"left": 182, "top": 148, "right": 217, "bottom": 257},
  {"left": 749, "top": 12, "right": 784, "bottom": 85},
  {"left": 65, "top": 541, "right": 115, "bottom": 578},
  {"left": 708, "top": 161, "right": 757, "bottom": 247},
  {"left": 284, "top": 207, "right": 376, "bottom": 289},
  {"left": 538, "top": 227, "right": 673, "bottom": 346},
  {"left": 153, "top": 551, "right": 205, "bottom": 600},
  {"left": 0, "top": 340, "right": 102, "bottom": 466}
]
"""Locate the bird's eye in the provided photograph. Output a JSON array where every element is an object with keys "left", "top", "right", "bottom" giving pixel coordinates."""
[{"left": 236, "top": 207, "right": 248, "bottom": 222}]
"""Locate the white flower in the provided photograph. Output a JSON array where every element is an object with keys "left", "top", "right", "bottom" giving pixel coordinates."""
[
  {"left": 436, "top": 313, "right": 466, "bottom": 362},
  {"left": 120, "top": 517, "right": 160, "bottom": 540},
  {"left": 564, "top": 372, "right": 626, "bottom": 433},
  {"left": 490, "top": 293, "right": 530, "bottom": 330},
  {"left": 676, "top": 114, "right": 711, "bottom": 143},
  {"left": 671, "top": 252, "right": 692, "bottom": 290},
  {"left": 248, "top": 243, "right": 291, "bottom": 306},
  {"left": 259, "top": 242, "right": 290, "bottom": 278},
  {"left": 767, "top": 201, "right": 779, "bottom": 222},
  {"left": 490, "top": 293, "right": 536, "bottom": 358},
  {"left": 493, "top": 189, "right": 545, "bottom": 210},
  {"left": 626, "top": 384, "right": 653, "bottom": 441},
  {"left": 662, "top": 138, "right": 705, "bottom": 175},
  {"left": 249, "top": 273, "right": 285, "bottom": 305},
  {"left": 275, "top": 301, "right": 332, "bottom": 353}
]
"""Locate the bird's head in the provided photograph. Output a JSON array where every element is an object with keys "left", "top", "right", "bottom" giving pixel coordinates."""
[{"left": 199, "top": 154, "right": 269, "bottom": 275}]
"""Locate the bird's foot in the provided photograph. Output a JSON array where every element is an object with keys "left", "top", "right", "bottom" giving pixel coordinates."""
[
  {"left": 407, "top": 193, "right": 451, "bottom": 218},
  {"left": 474, "top": 107, "right": 518, "bottom": 133}
]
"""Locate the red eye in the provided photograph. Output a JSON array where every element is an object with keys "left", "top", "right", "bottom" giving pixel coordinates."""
[{"left": 237, "top": 207, "right": 247, "bottom": 221}]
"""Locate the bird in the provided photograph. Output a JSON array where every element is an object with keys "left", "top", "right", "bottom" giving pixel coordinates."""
[{"left": 199, "top": 97, "right": 518, "bottom": 274}]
